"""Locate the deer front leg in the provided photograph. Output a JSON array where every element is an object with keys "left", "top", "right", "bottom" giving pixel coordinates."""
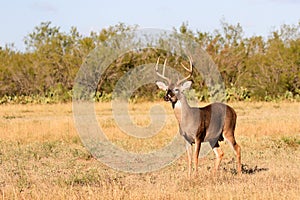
[
  {"left": 186, "top": 142, "right": 192, "bottom": 178},
  {"left": 194, "top": 139, "right": 201, "bottom": 175}
]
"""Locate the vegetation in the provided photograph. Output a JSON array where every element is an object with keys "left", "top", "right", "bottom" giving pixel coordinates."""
[
  {"left": 0, "top": 102, "right": 299, "bottom": 199},
  {"left": 1, "top": 21, "right": 299, "bottom": 199},
  {"left": 0, "top": 21, "right": 299, "bottom": 103}
]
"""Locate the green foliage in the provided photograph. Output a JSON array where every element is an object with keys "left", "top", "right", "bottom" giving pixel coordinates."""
[
  {"left": 226, "top": 85, "right": 251, "bottom": 101},
  {"left": 94, "top": 91, "right": 112, "bottom": 102},
  {"left": 0, "top": 21, "right": 299, "bottom": 104}
]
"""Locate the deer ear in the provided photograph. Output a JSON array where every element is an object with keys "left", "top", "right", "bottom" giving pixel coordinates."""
[
  {"left": 156, "top": 81, "right": 168, "bottom": 91},
  {"left": 181, "top": 81, "right": 192, "bottom": 91}
]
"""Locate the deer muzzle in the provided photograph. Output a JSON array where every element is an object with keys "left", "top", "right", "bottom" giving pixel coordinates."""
[
  {"left": 164, "top": 90, "right": 176, "bottom": 102},
  {"left": 164, "top": 95, "right": 170, "bottom": 101}
]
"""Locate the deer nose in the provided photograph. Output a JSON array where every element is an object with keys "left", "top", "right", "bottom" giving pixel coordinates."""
[{"left": 164, "top": 95, "right": 170, "bottom": 101}]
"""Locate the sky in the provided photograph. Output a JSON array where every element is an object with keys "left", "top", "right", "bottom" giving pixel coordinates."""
[{"left": 1, "top": 0, "right": 299, "bottom": 51}]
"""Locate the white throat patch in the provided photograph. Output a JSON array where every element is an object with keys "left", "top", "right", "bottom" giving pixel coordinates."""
[
  {"left": 174, "top": 100, "right": 182, "bottom": 109},
  {"left": 173, "top": 100, "right": 182, "bottom": 123}
]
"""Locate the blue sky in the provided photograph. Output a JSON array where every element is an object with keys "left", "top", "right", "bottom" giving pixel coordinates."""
[{"left": 1, "top": 0, "right": 299, "bottom": 51}]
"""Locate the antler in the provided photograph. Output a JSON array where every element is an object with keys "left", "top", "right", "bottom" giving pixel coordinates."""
[
  {"left": 176, "top": 55, "right": 193, "bottom": 85},
  {"left": 155, "top": 57, "right": 171, "bottom": 84}
]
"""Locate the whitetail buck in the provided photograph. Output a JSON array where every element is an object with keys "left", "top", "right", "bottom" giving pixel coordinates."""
[{"left": 155, "top": 57, "right": 242, "bottom": 177}]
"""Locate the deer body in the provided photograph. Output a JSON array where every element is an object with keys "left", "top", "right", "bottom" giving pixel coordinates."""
[
  {"left": 155, "top": 57, "right": 241, "bottom": 177},
  {"left": 176, "top": 101, "right": 233, "bottom": 145}
]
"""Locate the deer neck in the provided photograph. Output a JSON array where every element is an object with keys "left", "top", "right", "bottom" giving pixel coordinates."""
[{"left": 172, "top": 96, "right": 192, "bottom": 124}]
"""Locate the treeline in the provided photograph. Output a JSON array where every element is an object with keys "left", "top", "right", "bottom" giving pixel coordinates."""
[{"left": 0, "top": 21, "right": 299, "bottom": 103}]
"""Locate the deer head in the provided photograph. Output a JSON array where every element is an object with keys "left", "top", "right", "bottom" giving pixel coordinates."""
[{"left": 155, "top": 56, "right": 193, "bottom": 104}]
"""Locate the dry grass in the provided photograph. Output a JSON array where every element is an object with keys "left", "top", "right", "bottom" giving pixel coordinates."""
[{"left": 0, "top": 101, "right": 299, "bottom": 199}]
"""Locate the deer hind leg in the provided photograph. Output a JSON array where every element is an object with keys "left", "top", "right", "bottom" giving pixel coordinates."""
[
  {"left": 223, "top": 133, "right": 242, "bottom": 175},
  {"left": 234, "top": 143, "right": 242, "bottom": 175},
  {"left": 213, "top": 144, "right": 224, "bottom": 173}
]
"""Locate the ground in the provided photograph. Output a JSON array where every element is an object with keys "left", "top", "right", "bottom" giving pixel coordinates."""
[{"left": 0, "top": 102, "right": 299, "bottom": 199}]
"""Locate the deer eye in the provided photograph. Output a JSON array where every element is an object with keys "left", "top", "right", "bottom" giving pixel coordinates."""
[{"left": 174, "top": 88, "right": 179, "bottom": 93}]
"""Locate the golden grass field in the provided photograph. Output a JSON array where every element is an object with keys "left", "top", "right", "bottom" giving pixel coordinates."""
[{"left": 0, "top": 101, "right": 299, "bottom": 199}]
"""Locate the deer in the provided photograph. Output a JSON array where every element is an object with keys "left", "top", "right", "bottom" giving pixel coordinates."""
[{"left": 155, "top": 56, "right": 242, "bottom": 178}]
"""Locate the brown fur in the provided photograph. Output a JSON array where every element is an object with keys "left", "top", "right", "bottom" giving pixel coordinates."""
[
  {"left": 155, "top": 59, "right": 241, "bottom": 177},
  {"left": 188, "top": 103, "right": 242, "bottom": 177}
]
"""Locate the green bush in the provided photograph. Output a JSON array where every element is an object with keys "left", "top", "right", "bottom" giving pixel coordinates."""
[{"left": 226, "top": 86, "right": 251, "bottom": 101}]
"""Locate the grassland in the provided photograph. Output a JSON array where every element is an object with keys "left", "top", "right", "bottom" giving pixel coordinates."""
[{"left": 0, "top": 101, "right": 299, "bottom": 199}]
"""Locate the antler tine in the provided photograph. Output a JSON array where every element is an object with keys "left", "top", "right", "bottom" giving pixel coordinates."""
[
  {"left": 155, "top": 57, "right": 171, "bottom": 84},
  {"left": 177, "top": 55, "right": 193, "bottom": 85}
]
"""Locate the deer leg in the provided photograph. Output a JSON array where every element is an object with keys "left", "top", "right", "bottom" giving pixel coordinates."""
[
  {"left": 186, "top": 142, "right": 193, "bottom": 178},
  {"left": 233, "top": 143, "right": 242, "bottom": 175},
  {"left": 224, "top": 134, "right": 242, "bottom": 175},
  {"left": 194, "top": 139, "right": 201, "bottom": 175},
  {"left": 213, "top": 146, "right": 224, "bottom": 173}
]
